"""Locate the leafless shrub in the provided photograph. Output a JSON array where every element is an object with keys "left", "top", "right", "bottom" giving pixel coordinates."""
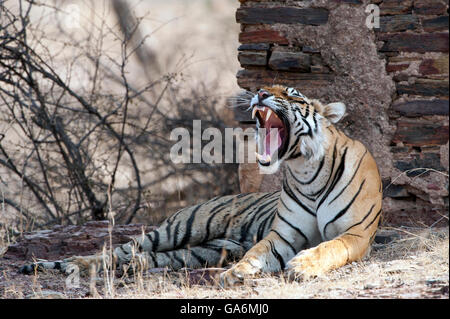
[{"left": 0, "top": 0, "right": 239, "bottom": 231}]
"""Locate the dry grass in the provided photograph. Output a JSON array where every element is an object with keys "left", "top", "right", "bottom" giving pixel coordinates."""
[
  {"left": 3, "top": 226, "right": 445, "bottom": 299},
  {"left": 108, "top": 227, "right": 449, "bottom": 299}
]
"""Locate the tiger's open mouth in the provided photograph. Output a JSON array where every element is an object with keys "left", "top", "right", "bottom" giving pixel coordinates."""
[{"left": 252, "top": 105, "right": 290, "bottom": 166}]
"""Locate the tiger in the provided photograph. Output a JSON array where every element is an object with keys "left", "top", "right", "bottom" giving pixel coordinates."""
[{"left": 19, "top": 85, "right": 383, "bottom": 288}]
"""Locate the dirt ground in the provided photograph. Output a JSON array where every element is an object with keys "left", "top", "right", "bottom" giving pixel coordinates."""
[{"left": 0, "top": 226, "right": 447, "bottom": 299}]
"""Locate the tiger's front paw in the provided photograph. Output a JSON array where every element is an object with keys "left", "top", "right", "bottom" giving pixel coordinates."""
[
  {"left": 219, "top": 268, "right": 244, "bottom": 288},
  {"left": 63, "top": 255, "right": 106, "bottom": 276},
  {"left": 286, "top": 248, "right": 323, "bottom": 281},
  {"left": 219, "top": 258, "right": 261, "bottom": 288}
]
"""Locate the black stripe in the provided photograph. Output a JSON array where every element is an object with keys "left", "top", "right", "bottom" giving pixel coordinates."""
[
  {"left": 276, "top": 206, "right": 308, "bottom": 242},
  {"left": 288, "top": 177, "right": 317, "bottom": 202},
  {"left": 221, "top": 212, "right": 233, "bottom": 239},
  {"left": 364, "top": 209, "right": 382, "bottom": 231},
  {"left": 313, "top": 110, "right": 318, "bottom": 133},
  {"left": 54, "top": 261, "right": 61, "bottom": 270},
  {"left": 294, "top": 127, "right": 304, "bottom": 136},
  {"left": 233, "top": 194, "right": 272, "bottom": 220},
  {"left": 290, "top": 151, "right": 302, "bottom": 159},
  {"left": 204, "top": 197, "right": 241, "bottom": 241},
  {"left": 149, "top": 252, "right": 158, "bottom": 267},
  {"left": 307, "top": 141, "right": 338, "bottom": 198},
  {"left": 303, "top": 119, "right": 313, "bottom": 137},
  {"left": 256, "top": 209, "right": 277, "bottom": 241},
  {"left": 282, "top": 178, "right": 316, "bottom": 217},
  {"left": 203, "top": 194, "right": 256, "bottom": 242},
  {"left": 268, "top": 240, "right": 285, "bottom": 269},
  {"left": 239, "top": 197, "right": 279, "bottom": 242},
  {"left": 148, "top": 230, "right": 160, "bottom": 252},
  {"left": 237, "top": 193, "right": 251, "bottom": 199},
  {"left": 323, "top": 179, "right": 366, "bottom": 238},
  {"left": 167, "top": 209, "right": 183, "bottom": 224},
  {"left": 173, "top": 221, "right": 181, "bottom": 248},
  {"left": 369, "top": 229, "right": 378, "bottom": 244},
  {"left": 288, "top": 134, "right": 300, "bottom": 154},
  {"left": 255, "top": 201, "right": 278, "bottom": 222},
  {"left": 288, "top": 157, "right": 324, "bottom": 185},
  {"left": 343, "top": 233, "right": 363, "bottom": 238},
  {"left": 317, "top": 146, "right": 347, "bottom": 208},
  {"left": 303, "top": 104, "right": 310, "bottom": 119},
  {"left": 117, "top": 245, "right": 128, "bottom": 257},
  {"left": 190, "top": 250, "right": 207, "bottom": 267},
  {"left": 168, "top": 251, "right": 185, "bottom": 268},
  {"left": 271, "top": 230, "right": 297, "bottom": 255},
  {"left": 328, "top": 150, "right": 367, "bottom": 205},
  {"left": 165, "top": 208, "right": 184, "bottom": 243},
  {"left": 202, "top": 244, "right": 224, "bottom": 255},
  {"left": 152, "top": 230, "right": 160, "bottom": 251},
  {"left": 265, "top": 212, "right": 276, "bottom": 233},
  {"left": 146, "top": 234, "right": 154, "bottom": 251},
  {"left": 343, "top": 204, "right": 376, "bottom": 233},
  {"left": 136, "top": 240, "right": 144, "bottom": 253},
  {"left": 165, "top": 220, "right": 172, "bottom": 242}
]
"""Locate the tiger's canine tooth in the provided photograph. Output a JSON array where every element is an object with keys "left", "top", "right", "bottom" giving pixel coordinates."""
[
  {"left": 266, "top": 109, "right": 272, "bottom": 121},
  {"left": 255, "top": 152, "right": 271, "bottom": 163},
  {"left": 252, "top": 108, "right": 257, "bottom": 119}
]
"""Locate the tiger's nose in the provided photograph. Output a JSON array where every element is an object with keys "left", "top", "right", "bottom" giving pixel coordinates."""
[{"left": 258, "top": 89, "right": 271, "bottom": 102}]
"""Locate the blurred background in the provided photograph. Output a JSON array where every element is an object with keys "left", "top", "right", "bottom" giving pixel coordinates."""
[{"left": 0, "top": 0, "right": 243, "bottom": 238}]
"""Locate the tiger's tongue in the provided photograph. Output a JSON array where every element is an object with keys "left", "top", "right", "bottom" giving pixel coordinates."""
[{"left": 264, "top": 128, "right": 283, "bottom": 157}]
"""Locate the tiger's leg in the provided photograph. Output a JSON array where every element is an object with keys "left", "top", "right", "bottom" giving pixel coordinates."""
[
  {"left": 220, "top": 204, "right": 320, "bottom": 287},
  {"left": 286, "top": 234, "right": 370, "bottom": 279},
  {"left": 111, "top": 239, "right": 248, "bottom": 271},
  {"left": 113, "top": 193, "right": 264, "bottom": 262},
  {"left": 286, "top": 205, "right": 382, "bottom": 279},
  {"left": 19, "top": 199, "right": 237, "bottom": 275},
  {"left": 19, "top": 238, "right": 247, "bottom": 275},
  {"left": 20, "top": 260, "right": 70, "bottom": 274},
  {"left": 19, "top": 252, "right": 116, "bottom": 275},
  {"left": 19, "top": 193, "right": 271, "bottom": 275},
  {"left": 123, "top": 238, "right": 248, "bottom": 271}
]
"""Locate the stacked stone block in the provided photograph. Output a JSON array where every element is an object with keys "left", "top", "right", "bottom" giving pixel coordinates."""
[{"left": 234, "top": 0, "right": 449, "bottom": 226}]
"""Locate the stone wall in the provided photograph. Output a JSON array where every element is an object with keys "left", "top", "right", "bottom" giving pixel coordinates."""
[{"left": 234, "top": 0, "right": 449, "bottom": 227}]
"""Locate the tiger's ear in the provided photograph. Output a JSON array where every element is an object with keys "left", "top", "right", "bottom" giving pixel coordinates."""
[{"left": 323, "top": 102, "right": 346, "bottom": 123}]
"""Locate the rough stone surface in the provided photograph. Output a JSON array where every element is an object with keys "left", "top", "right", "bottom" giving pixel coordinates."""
[
  {"left": 419, "top": 55, "right": 449, "bottom": 76},
  {"left": 422, "top": 16, "right": 449, "bottom": 32},
  {"left": 238, "top": 50, "right": 268, "bottom": 66},
  {"left": 268, "top": 48, "right": 312, "bottom": 72},
  {"left": 378, "top": 33, "right": 449, "bottom": 53},
  {"left": 379, "top": 0, "right": 413, "bottom": 15},
  {"left": 378, "top": 14, "right": 420, "bottom": 33},
  {"left": 4, "top": 221, "right": 155, "bottom": 261},
  {"left": 396, "top": 79, "right": 449, "bottom": 97},
  {"left": 236, "top": 69, "right": 334, "bottom": 93},
  {"left": 239, "top": 30, "right": 288, "bottom": 44},
  {"left": 234, "top": 0, "right": 449, "bottom": 226},
  {"left": 392, "top": 99, "right": 449, "bottom": 117},
  {"left": 413, "top": 0, "right": 448, "bottom": 15},
  {"left": 236, "top": 7, "right": 329, "bottom": 25},
  {"left": 392, "top": 120, "right": 449, "bottom": 146}
]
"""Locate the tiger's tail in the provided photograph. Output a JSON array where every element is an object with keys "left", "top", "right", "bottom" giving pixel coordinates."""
[{"left": 19, "top": 260, "right": 68, "bottom": 274}]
